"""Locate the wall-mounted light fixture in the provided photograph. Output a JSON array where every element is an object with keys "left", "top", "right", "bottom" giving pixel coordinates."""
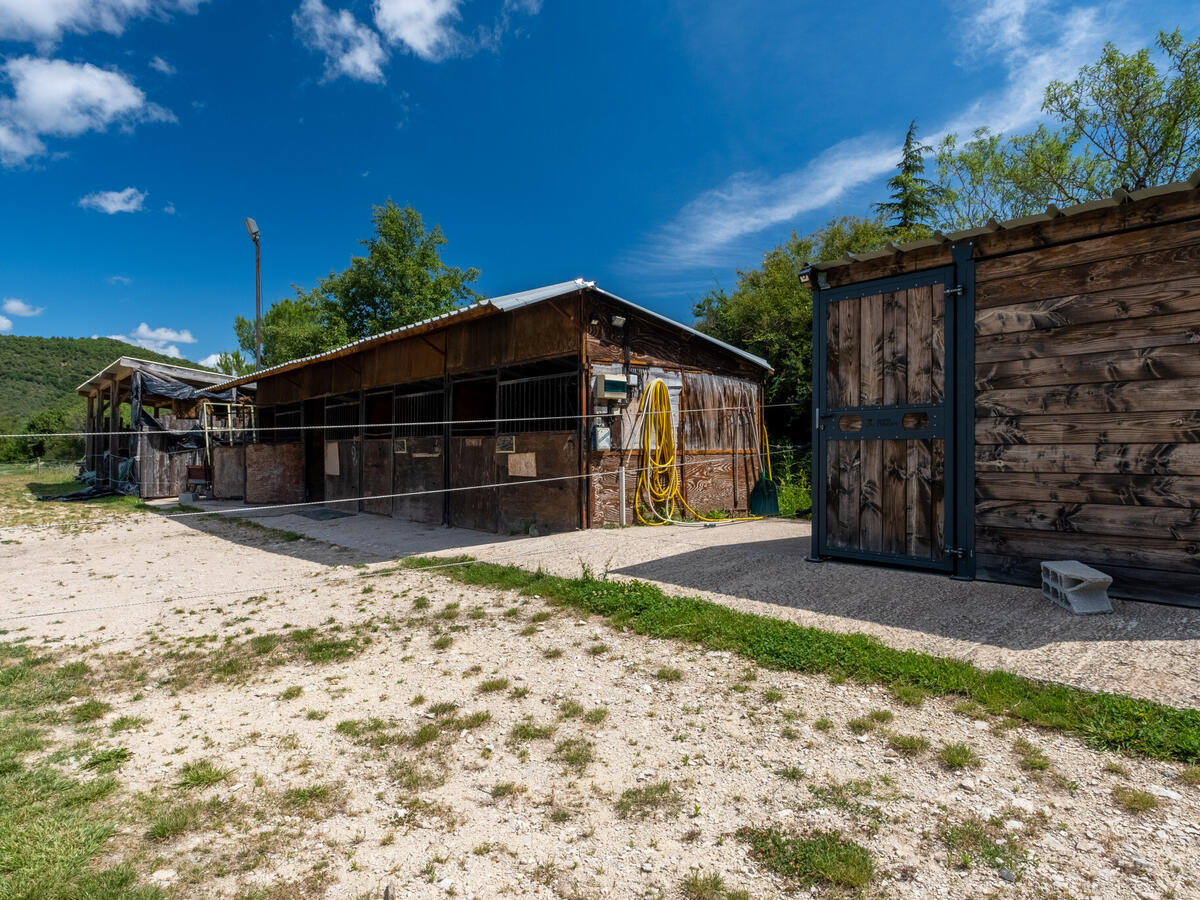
[{"left": 610, "top": 314, "right": 627, "bottom": 327}]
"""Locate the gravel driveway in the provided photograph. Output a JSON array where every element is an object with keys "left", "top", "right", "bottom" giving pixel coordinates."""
[{"left": 192, "top": 506, "right": 1200, "bottom": 709}]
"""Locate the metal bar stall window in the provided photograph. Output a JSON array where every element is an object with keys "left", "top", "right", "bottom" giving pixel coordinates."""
[
  {"left": 394, "top": 387, "right": 444, "bottom": 438},
  {"left": 273, "top": 403, "right": 301, "bottom": 443},
  {"left": 497, "top": 371, "right": 578, "bottom": 433},
  {"left": 325, "top": 394, "right": 361, "bottom": 440},
  {"left": 364, "top": 389, "right": 393, "bottom": 439}
]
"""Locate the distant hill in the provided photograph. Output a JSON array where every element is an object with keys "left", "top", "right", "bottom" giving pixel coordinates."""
[{"left": 0, "top": 335, "right": 211, "bottom": 430}]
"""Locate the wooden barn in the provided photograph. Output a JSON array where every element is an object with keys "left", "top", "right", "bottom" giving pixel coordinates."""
[
  {"left": 214, "top": 280, "right": 771, "bottom": 534},
  {"left": 807, "top": 170, "right": 1200, "bottom": 607},
  {"left": 78, "top": 357, "right": 255, "bottom": 499}
]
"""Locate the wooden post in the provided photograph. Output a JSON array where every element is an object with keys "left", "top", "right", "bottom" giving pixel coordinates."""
[
  {"left": 109, "top": 379, "right": 120, "bottom": 486},
  {"left": 85, "top": 393, "right": 95, "bottom": 473}
]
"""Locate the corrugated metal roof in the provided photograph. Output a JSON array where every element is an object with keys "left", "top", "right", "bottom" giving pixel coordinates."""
[
  {"left": 213, "top": 278, "right": 771, "bottom": 390},
  {"left": 813, "top": 168, "right": 1200, "bottom": 271}
]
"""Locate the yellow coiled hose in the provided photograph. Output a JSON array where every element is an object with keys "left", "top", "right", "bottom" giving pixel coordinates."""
[{"left": 634, "top": 378, "right": 762, "bottom": 526}]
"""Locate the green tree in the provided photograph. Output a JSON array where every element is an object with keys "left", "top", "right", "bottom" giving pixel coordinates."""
[
  {"left": 212, "top": 350, "right": 255, "bottom": 377},
  {"left": 873, "top": 119, "right": 942, "bottom": 233},
  {"left": 234, "top": 201, "right": 480, "bottom": 367},
  {"left": 693, "top": 216, "right": 898, "bottom": 448},
  {"left": 935, "top": 30, "right": 1200, "bottom": 229},
  {"left": 235, "top": 291, "right": 347, "bottom": 369},
  {"left": 317, "top": 200, "right": 480, "bottom": 341}
]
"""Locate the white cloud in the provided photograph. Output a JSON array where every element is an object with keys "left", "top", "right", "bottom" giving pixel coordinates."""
[
  {"left": 0, "top": 0, "right": 208, "bottom": 45},
  {"left": 79, "top": 186, "right": 147, "bottom": 213},
  {"left": 373, "top": 0, "right": 462, "bottom": 61},
  {"left": 149, "top": 55, "right": 176, "bottom": 75},
  {"left": 163, "top": 200, "right": 176, "bottom": 214},
  {"left": 197, "top": 352, "right": 221, "bottom": 367},
  {"left": 0, "top": 314, "right": 11, "bottom": 333},
  {"left": 634, "top": 0, "right": 1125, "bottom": 271},
  {"left": 0, "top": 56, "right": 174, "bottom": 166},
  {"left": 294, "top": 0, "right": 387, "bottom": 83},
  {"left": 108, "top": 274, "right": 132, "bottom": 285},
  {"left": 2, "top": 297, "right": 43, "bottom": 316},
  {"left": 108, "top": 321, "right": 197, "bottom": 358}
]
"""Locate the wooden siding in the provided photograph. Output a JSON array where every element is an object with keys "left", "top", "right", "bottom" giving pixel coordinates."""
[
  {"left": 393, "top": 437, "right": 444, "bottom": 524},
  {"left": 212, "top": 446, "right": 245, "bottom": 500},
  {"left": 973, "top": 215, "right": 1200, "bottom": 605}
]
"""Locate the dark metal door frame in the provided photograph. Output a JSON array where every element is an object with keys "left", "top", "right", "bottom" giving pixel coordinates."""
[{"left": 809, "top": 244, "right": 975, "bottom": 578}]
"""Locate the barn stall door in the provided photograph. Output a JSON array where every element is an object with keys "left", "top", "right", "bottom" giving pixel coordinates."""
[{"left": 812, "top": 254, "right": 974, "bottom": 575}]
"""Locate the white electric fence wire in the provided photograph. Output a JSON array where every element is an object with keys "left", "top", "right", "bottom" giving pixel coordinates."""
[
  {"left": 0, "top": 401, "right": 806, "bottom": 440},
  {"left": 0, "top": 445, "right": 811, "bottom": 534}
]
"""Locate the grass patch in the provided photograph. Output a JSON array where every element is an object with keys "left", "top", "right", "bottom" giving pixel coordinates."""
[
  {"left": 508, "top": 718, "right": 556, "bottom": 744},
  {"left": 813, "top": 716, "right": 832, "bottom": 731},
  {"left": 738, "top": 826, "right": 873, "bottom": 889},
  {"left": 552, "top": 737, "right": 594, "bottom": 774},
  {"left": 177, "top": 758, "right": 232, "bottom": 790},
  {"left": 490, "top": 781, "right": 524, "bottom": 800},
  {"left": 940, "top": 743, "right": 981, "bottom": 771},
  {"left": 477, "top": 677, "right": 509, "bottom": 693},
  {"left": 655, "top": 667, "right": 683, "bottom": 682},
  {"left": 614, "top": 780, "right": 681, "bottom": 819},
  {"left": 69, "top": 699, "right": 111, "bottom": 724},
  {"left": 584, "top": 706, "right": 608, "bottom": 725},
  {"left": 400, "top": 556, "right": 1200, "bottom": 762},
  {"left": 680, "top": 871, "right": 750, "bottom": 900},
  {"left": 558, "top": 699, "right": 585, "bottom": 719},
  {"left": 83, "top": 747, "right": 131, "bottom": 774},
  {"left": 1112, "top": 785, "right": 1159, "bottom": 813},
  {"left": 0, "top": 643, "right": 159, "bottom": 898},
  {"left": 886, "top": 733, "right": 930, "bottom": 756},
  {"left": 1180, "top": 764, "right": 1200, "bottom": 785},
  {"left": 147, "top": 801, "right": 203, "bottom": 840},
  {"left": 891, "top": 682, "right": 927, "bottom": 706},
  {"left": 846, "top": 716, "right": 876, "bottom": 735},
  {"left": 940, "top": 815, "right": 1024, "bottom": 872},
  {"left": 1013, "top": 737, "right": 1050, "bottom": 772},
  {"left": 432, "top": 635, "right": 453, "bottom": 651},
  {"left": 109, "top": 715, "right": 150, "bottom": 733}
]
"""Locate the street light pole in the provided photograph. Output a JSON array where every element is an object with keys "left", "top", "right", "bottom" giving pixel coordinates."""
[{"left": 244, "top": 218, "right": 262, "bottom": 368}]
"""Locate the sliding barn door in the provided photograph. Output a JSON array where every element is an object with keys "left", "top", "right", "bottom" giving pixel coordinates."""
[{"left": 812, "top": 256, "right": 974, "bottom": 575}]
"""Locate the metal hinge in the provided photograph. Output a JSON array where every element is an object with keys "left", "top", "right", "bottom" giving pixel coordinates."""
[
  {"left": 945, "top": 285, "right": 964, "bottom": 297},
  {"left": 943, "top": 545, "right": 968, "bottom": 559}
]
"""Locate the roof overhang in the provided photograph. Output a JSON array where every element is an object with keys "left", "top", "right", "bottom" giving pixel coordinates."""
[
  {"left": 212, "top": 278, "right": 772, "bottom": 392},
  {"left": 812, "top": 169, "right": 1200, "bottom": 275},
  {"left": 77, "top": 356, "right": 237, "bottom": 396}
]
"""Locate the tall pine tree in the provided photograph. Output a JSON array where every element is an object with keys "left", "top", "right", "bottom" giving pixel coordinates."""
[{"left": 873, "top": 119, "right": 941, "bottom": 234}]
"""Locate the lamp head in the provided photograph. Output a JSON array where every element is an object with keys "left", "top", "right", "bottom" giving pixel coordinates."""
[{"left": 243, "top": 217, "right": 260, "bottom": 241}]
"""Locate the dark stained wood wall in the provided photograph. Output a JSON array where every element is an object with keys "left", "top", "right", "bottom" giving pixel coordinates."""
[
  {"left": 822, "top": 284, "right": 947, "bottom": 562},
  {"left": 974, "top": 216, "right": 1200, "bottom": 605},
  {"left": 244, "top": 287, "right": 768, "bottom": 533}
]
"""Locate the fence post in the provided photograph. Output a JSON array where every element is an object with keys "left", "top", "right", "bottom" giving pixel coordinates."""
[{"left": 618, "top": 465, "right": 626, "bottom": 527}]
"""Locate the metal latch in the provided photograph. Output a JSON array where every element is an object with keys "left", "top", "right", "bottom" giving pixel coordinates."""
[
  {"left": 944, "top": 285, "right": 964, "bottom": 297},
  {"left": 943, "top": 545, "right": 968, "bottom": 558}
]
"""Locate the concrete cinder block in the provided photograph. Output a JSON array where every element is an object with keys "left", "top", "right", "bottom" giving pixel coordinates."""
[
  {"left": 178, "top": 492, "right": 199, "bottom": 505},
  {"left": 1041, "top": 560, "right": 1113, "bottom": 615}
]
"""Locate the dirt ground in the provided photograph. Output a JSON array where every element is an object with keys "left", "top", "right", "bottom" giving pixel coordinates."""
[
  {"left": 188, "top": 504, "right": 1200, "bottom": 709},
  {"left": 2, "top": 509, "right": 1199, "bottom": 899}
]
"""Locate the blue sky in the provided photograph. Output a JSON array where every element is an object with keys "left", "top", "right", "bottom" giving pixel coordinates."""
[{"left": 1, "top": 0, "right": 1197, "bottom": 364}]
